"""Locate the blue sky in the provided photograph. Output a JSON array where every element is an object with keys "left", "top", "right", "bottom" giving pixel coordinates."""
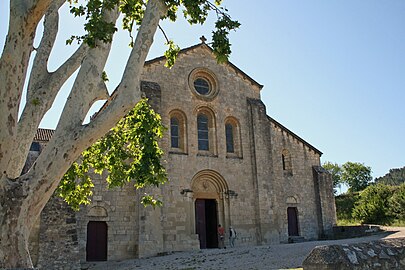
[{"left": 1, "top": 1, "right": 404, "bottom": 179}]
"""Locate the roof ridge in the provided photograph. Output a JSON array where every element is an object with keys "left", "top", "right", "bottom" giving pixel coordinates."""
[
  {"left": 145, "top": 42, "right": 263, "bottom": 90},
  {"left": 267, "top": 116, "right": 323, "bottom": 156}
]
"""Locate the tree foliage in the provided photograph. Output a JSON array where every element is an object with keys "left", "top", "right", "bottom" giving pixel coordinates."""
[
  {"left": 323, "top": 161, "right": 342, "bottom": 192},
  {"left": 389, "top": 183, "right": 405, "bottom": 220},
  {"left": 0, "top": 0, "right": 239, "bottom": 267},
  {"left": 323, "top": 161, "right": 372, "bottom": 193},
  {"left": 58, "top": 98, "right": 166, "bottom": 210},
  {"left": 352, "top": 184, "right": 395, "bottom": 224},
  {"left": 68, "top": 0, "right": 240, "bottom": 67},
  {"left": 335, "top": 192, "right": 360, "bottom": 220},
  {"left": 375, "top": 166, "right": 405, "bottom": 186}
]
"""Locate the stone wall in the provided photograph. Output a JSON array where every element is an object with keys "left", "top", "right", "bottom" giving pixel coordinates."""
[
  {"left": 303, "top": 238, "right": 405, "bottom": 270},
  {"left": 141, "top": 44, "right": 264, "bottom": 249},
  {"left": 30, "top": 41, "right": 336, "bottom": 266},
  {"left": 36, "top": 196, "right": 80, "bottom": 270},
  {"left": 331, "top": 225, "right": 382, "bottom": 239},
  {"left": 268, "top": 117, "right": 325, "bottom": 242}
]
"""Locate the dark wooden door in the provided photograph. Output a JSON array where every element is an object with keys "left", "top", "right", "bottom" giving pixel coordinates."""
[
  {"left": 195, "top": 199, "right": 218, "bottom": 248},
  {"left": 195, "top": 199, "right": 207, "bottom": 248},
  {"left": 287, "top": 207, "right": 299, "bottom": 236},
  {"left": 86, "top": 221, "right": 108, "bottom": 261}
]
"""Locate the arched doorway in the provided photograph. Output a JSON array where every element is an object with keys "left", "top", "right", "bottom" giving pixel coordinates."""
[
  {"left": 287, "top": 207, "right": 299, "bottom": 236},
  {"left": 86, "top": 221, "right": 108, "bottom": 261},
  {"left": 191, "top": 170, "right": 229, "bottom": 249}
]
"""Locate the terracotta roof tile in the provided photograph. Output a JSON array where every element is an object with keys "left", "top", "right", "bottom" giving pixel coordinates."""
[{"left": 34, "top": 128, "right": 54, "bottom": 142}]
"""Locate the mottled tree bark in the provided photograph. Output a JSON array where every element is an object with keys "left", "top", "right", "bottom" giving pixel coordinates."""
[{"left": 0, "top": 0, "right": 167, "bottom": 268}]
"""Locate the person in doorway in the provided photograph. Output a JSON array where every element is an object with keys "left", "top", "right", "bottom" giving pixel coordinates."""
[
  {"left": 229, "top": 226, "right": 237, "bottom": 247},
  {"left": 217, "top": 224, "right": 225, "bottom": 249}
]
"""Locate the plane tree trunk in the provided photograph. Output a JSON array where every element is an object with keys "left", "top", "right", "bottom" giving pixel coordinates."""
[{"left": 0, "top": 0, "right": 167, "bottom": 268}]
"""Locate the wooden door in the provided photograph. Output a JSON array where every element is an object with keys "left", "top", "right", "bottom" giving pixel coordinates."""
[
  {"left": 86, "top": 221, "right": 108, "bottom": 261},
  {"left": 195, "top": 199, "right": 218, "bottom": 248},
  {"left": 287, "top": 207, "right": 299, "bottom": 236},
  {"left": 195, "top": 199, "right": 207, "bottom": 248}
]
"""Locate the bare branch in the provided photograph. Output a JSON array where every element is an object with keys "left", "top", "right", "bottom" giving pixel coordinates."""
[{"left": 158, "top": 24, "right": 170, "bottom": 43}]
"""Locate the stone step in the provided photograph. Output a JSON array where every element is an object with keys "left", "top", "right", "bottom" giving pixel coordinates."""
[{"left": 288, "top": 236, "right": 306, "bottom": 243}]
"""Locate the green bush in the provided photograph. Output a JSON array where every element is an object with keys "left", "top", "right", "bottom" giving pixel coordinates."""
[
  {"left": 335, "top": 192, "right": 360, "bottom": 220},
  {"left": 352, "top": 184, "right": 394, "bottom": 224},
  {"left": 389, "top": 183, "right": 405, "bottom": 220}
]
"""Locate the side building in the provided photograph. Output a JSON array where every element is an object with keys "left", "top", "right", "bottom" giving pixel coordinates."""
[{"left": 28, "top": 40, "right": 336, "bottom": 269}]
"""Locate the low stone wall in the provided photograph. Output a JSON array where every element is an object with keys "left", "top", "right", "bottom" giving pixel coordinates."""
[
  {"left": 303, "top": 238, "right": 405, "bottom": 270},
  {"left": 330, "top": 225, "right": 382, "bottom": 239}
]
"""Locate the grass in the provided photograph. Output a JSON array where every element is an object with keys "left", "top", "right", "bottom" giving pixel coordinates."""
[
  {"left": 336, "top": 219, "right": 361, "bottom": 226},
  {"left": 336, "top": 218, "right": 405, "bottom": 227},
  {"left": 388, "top": 219, "right": 405, "bottom": 227}
]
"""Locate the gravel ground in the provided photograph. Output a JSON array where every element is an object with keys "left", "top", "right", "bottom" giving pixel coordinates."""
[{"left": 86, "top": 227, "right": 405, "bottom": 270}]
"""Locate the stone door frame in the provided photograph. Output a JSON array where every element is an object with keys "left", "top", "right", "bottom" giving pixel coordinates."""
[{"left": 190, "top": 170, "right": 230, "bottom": 242}]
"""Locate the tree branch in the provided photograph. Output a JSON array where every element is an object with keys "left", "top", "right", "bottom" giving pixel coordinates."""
[
  {"left": 21, "top": 1, "right": 167, "bottom": 227},
  {"left": 7, "top": 0, "right": 88, "bottom": 179},
  {"left": 0, "top": 0, "right": 48, "bottom": 179},
  {"left": 28, "top": 0, "right": 65, "bottom": 97}
]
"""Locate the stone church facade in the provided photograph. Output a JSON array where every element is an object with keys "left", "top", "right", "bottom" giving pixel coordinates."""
[{"left": 28, "top": 41, "right": 336, "bottom": 269}]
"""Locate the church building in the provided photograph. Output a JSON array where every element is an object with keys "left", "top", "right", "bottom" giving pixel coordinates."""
[{"left": 28, "top": 40, "right": 336, "bottom": 269}]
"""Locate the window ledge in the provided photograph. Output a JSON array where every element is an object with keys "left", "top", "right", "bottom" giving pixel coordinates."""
[
  {"left": 169, "top": 151, "right": 188, "bottom": 156},
  {"left": 197, "top": 152, "right": 218, "bottom": 158},
  {"left": 226, "top": 155, "right": 243, "bottom": 160}
]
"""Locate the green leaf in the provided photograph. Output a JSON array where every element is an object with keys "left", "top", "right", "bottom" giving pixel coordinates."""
[
  {"left": 164, "top": 40, "right": 180, "bottom": 68},
  {"left": 59, "top": 98, "right": 168, "bottom": 209}
]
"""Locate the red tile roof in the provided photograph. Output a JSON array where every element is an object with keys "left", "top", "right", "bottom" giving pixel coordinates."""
[{"left": 34, "top": 128, "right": 54, "bottom": 142}]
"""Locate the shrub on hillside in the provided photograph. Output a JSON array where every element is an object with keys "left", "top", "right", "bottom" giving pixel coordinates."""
[
  {"left": 335, "top": 192, "right": 360, "bottom": 220},
  {"left": 389, "top": 183, "right": 405, "bottom": 220},
  {"left": 352, "top": 184, "right": 394, "bottom": 224}
]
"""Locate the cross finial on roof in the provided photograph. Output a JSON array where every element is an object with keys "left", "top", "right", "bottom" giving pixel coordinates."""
[{"left": 200, "top": 35, "right": 207, "bottom": 43}]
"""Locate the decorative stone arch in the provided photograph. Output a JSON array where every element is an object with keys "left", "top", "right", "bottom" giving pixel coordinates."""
[
  {"left": 224, "top": 116, "right": 242, "bottom": 158},
  {"left": 191, "top": 169, "right": 229, "bottom": 199},
  {"left": 88, "top": 206, "right": 108, "bottom": 218},
  {"left": 85, "top": 203, "right": 113, "bottom": 261},
  {"left": 286, "top": 195, "right": 299, "bottom": 205},
  {"left": 189, "top": 170, "right": 231, "bottom": 248},
  {"left": 86, "top": 201, "right": 113, "bottom": 222},
  {"left": 194, "top": 106, "right": 217, "bottom": 155},
  {"left": 286, "top": 195, "right": 301, "bottom": 238},
  {"left": 169, "top": 109, "right": 188, "bottom": 153}
]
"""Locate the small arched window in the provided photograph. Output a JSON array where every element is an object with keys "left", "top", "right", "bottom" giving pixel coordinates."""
[
  {"left": 282, "top": 149, "right": 293, "bottom": 176},
  {"left": 197, "top": 114, "right": 209, "bottom": 151},
  {"left": 224, "top": 117, "right": 242, "bottom": 158},
  {"left": 170, "top": 117, "right": 180, "bottom": 148},
  {"left": 225, "top": 123, "right": 234, "bottom": 153},
  {"left": 169, "top": 110, "right": 187, "bottom": 153}
]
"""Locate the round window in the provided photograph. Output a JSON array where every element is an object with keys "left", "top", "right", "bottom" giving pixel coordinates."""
[
  {"left": 194, "top": 78, "right": 210, "bottom": 95},
  {"left": 188, "top": 68, "right": 219, "bottom": 101}
]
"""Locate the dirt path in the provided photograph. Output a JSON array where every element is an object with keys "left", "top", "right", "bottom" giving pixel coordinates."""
[{"left": 87, "top": 227, "right": 405, "bottom": 270}]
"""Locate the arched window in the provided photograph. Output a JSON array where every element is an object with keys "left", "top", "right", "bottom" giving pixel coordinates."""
[
  {"left": 169, "top": 110, "right": 187, "bottom": 153},
  {"left": 196, "top": 107, "right": 217, "bottom": 155},
  {"left": 224, "top": 117, "right": 242, "bottom": 158},
  {"left": 197, "top": 114, "right": 209, "bottom": 151},
  {"left": 170, "top": 117, "right": 180, "bottom": 148},
  {"left": 225, "top": 123, "right": 234, "bottom": 153},
  {"left": 282, "top": 149, "right": 293, "bottom": 176}
]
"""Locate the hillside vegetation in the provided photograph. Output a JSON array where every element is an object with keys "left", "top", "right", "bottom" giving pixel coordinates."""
[
  {"left": 336, "top": 183, "right": 405, "bottom": 226},
  {"left": 375, "top": 166, "right": 405, "bottom": 186}
]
